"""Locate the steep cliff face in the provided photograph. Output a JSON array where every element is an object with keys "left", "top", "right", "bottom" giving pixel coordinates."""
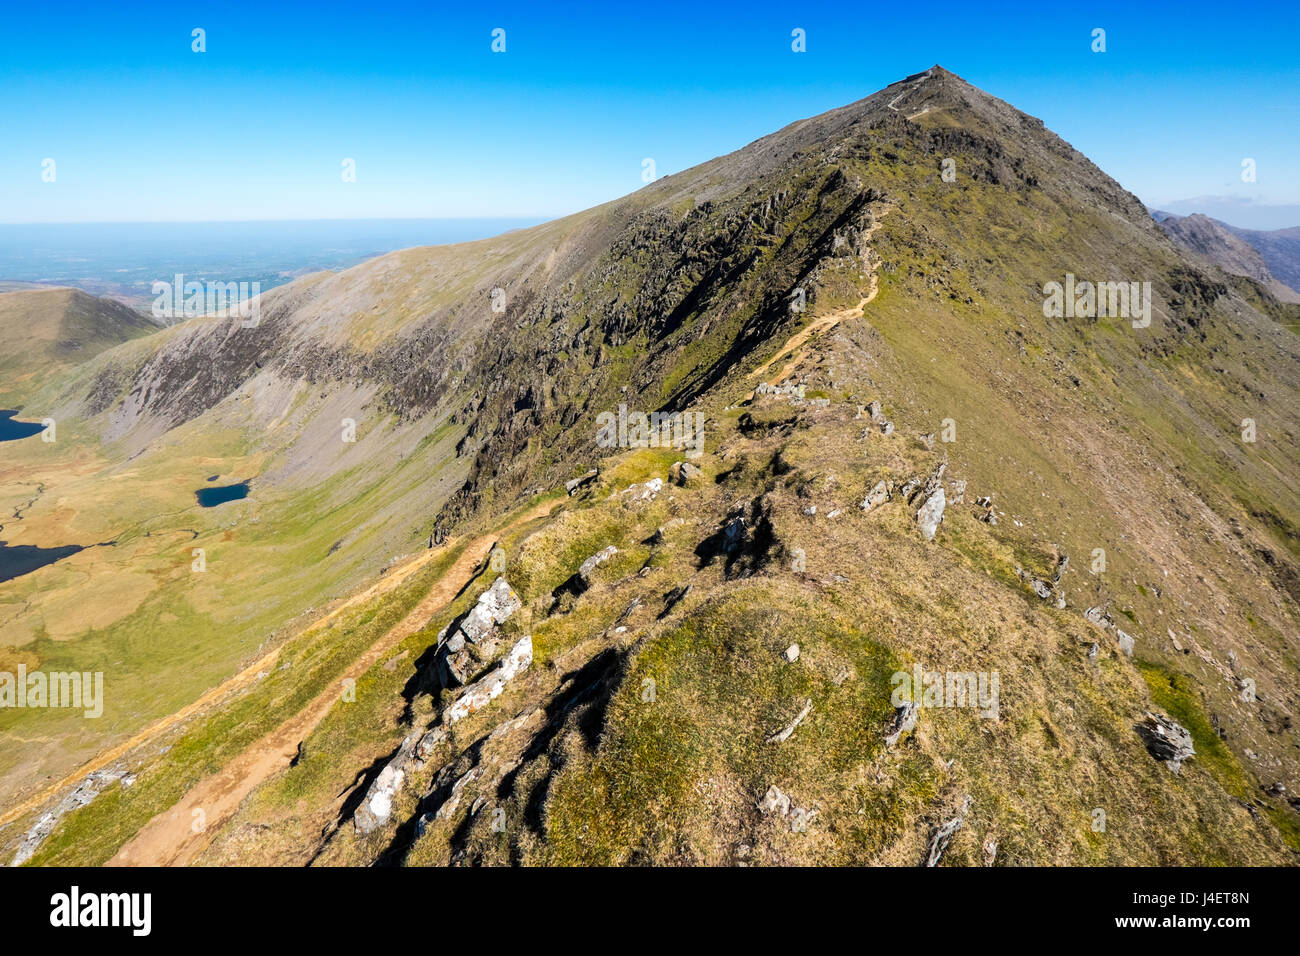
[{"left": 5, "top": 68, "right": 1299, "bottom": 866}]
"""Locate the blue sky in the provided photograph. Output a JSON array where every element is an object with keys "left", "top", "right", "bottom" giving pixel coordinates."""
[{"left": 2, "top": 0, "right": 1297, "bottom": 228}]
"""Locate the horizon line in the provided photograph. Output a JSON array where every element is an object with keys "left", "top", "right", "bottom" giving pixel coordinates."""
[{"left": 0, "top": 215, "right": 560, "bottom": 227}]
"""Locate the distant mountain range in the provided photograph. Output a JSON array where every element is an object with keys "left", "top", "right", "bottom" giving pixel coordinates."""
[{"left": 1153, "top": 210, "right": 1300, "bottom": 303}]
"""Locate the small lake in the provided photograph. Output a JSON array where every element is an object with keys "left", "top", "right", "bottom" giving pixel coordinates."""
[
  {"left": 196, "top": 482, "right": 250, "bottom": 508},
  {"left": 0, "top": 541, "right": 84, "bottom": 584},
  {"left": 0, "top": 410, "right": 43, "bottom": 442}
]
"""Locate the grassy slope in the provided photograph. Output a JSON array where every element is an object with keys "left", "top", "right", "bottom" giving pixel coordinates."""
[
  {"left": 4, "top": 69, "right": 1297, "bottom": 865},
  {"left": 0, "top": 289, "right": 159, "bottom": 406},
  {"left": 194, "top": 381, "right": 1292, "bottom": 865}
]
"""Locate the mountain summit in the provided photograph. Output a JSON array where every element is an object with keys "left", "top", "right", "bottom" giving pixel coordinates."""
[{"left": 3, "top": 68, "right": 1298, "bottom": 867}]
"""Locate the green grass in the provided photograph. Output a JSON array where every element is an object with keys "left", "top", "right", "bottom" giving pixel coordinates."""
[{"left": 21, "top": 538, "right": 472, "bottom": 866}]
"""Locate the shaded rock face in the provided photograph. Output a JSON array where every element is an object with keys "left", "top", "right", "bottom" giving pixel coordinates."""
[
  {"left": 565, "top": 468, "right": 598, "bottom": 495},
  {"left": 1136, "top": 712, "right": 1196, "bottom": 772},
  {"left": 695, "top": 496, "right": 778, "bottom": 578},
  {"left": 433, "top": 577, "right": 522, "bottom": 687}
]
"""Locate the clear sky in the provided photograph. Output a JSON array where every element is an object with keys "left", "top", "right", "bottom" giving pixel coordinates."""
[{"left": 2, "top": 0, "right": 1297, "bottom": 228}]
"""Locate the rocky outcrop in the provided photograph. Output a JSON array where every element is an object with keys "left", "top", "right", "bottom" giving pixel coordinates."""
[
  {"left": 354, "top": 734, "right": 419, "bottom": 835},
  {"left": 924, "top": 795, "right": 972, "bottom": 867},
  {"left": 11, "top": 767, "right": 133, "bottom": 865},
  {"left": 565, "top": 468, "right": 598, "bottom": 495},
  {"left": 619, "top": 478, "right": 663, "bottom": 502},
  {"left": 669, "top": 460, "right": 702, "bottom": 486},
  {"left": 755, "top": 382, "right": 806, "bottom": 402},
  {"left": 442, "top": 635, "right": 534, "bottom": 725},
  {"left": 884, "top": 700, "right": 918, "bottom": 748},
  {"left": 356, "top": 634, "right": 535, "bottom": 835},
  {"left": 860, "top": 479, "right": 892, "bottom": 512},
  {"left": 432, "top": 577, "right": 523, "bottom": 687},
  {"left": 1135, "top": 712, "right": 1195, "bottom": 772},
  {"left": 915, "top": 487, "right": 946, "bottom": 541}
]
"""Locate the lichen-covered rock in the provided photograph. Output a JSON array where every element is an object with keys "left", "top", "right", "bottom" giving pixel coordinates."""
[
  {"left": 354, "top": 733, "right": 419, "bottom": 834},
  {"left": 915, "top": 487, "right": 946, "bottom": 540},
  {"left": 11, "top": 768, "right": 130, "bottom": 865},
  {"left": 442, "top": 635, "right": 533, "bottom": 725},
  {"left": 860, "top": 479, "right": 891, "bottom": 512},
  {"left": 924, "top": 795, "right": 972, "bottom": 867},
  {"left": 758, "top": 784, "right": 791, "bottom": 815},
  {"left": 620, "top": 477, "right": 663, "bottom": 501},
  {"left": 459, "top": 577, "right": 521, "bottom": 644},
  {"left": 577, "top": 546, "right": 618, "bottom": 588},
  {"left": 1085, "top": 605, "right": 1115, "bottom": 631},
  {"left": 436, "top": 576, "right": 522, "bottom": 686},
  {"left": 1136, "top": 712, "right": 1195, "bottom": 772}
]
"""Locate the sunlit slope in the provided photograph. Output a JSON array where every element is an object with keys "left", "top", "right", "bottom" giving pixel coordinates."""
[
  {"left": 0, "top": 288, "right": 159, "bottom": 405},
  {"left": 2, "top": 67, "right": 1297, "bottom": 864}
]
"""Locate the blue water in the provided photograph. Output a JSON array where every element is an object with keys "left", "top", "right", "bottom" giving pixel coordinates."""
[
  {"left": 0, "top": 541, "right": 84, "bottom": 584},
  {"left": 196, "top": 483, "right": 250, "bottom": 508},
  {"left": 0, "top": 218, "right": 547, "bottom": 301},
  {"left": 0, "top": 410, "right": 43, "bottom": 442}
]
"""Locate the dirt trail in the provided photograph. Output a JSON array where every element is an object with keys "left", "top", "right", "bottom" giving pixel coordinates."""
[
  {"left": 745, "top": 274, "right": 879, "bottom": 399},
  {"left": 107, "top": 498, "right": 556, "bottom": 867},
  {"left": 745, "top": 212, "right": 888, "bottom": 398},
  {"left": 0, "top": 500, "right": 551, "bottom": 837},
  {"left": 0, "top": 530, "right": 463, "bottom": 834}
]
